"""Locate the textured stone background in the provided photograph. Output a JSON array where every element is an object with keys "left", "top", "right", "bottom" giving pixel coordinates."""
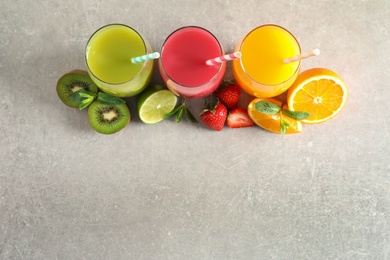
[{"left": 1, "top": 0, "right": 389, "bottom": 259}]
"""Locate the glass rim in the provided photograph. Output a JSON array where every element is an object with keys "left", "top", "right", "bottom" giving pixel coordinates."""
[
  {"left": 85, "top": 23, "right": 149, "bottom": 85},
  {"left": 160, "top": 25, "right": 224, "bottom": 88},
  {"left": 238, "top": 24, "right": 302, "bottom": 87}
]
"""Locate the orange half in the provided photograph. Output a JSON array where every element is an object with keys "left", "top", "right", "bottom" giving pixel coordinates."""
[{"left": 287, "top": 68, "right": 348, "bottom": 124}]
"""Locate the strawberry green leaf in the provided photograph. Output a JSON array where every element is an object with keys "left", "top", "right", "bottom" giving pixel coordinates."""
[
  {"left": 254, "top": 101, "right": 281, "bottom": 115},
  {"left": 97, "top": 92, "right": 125, "bottom": 105},
  {"left": 282, "top": 110, "right": 310, "bottom": 120},
  {"left": 221, "top": 79, "right": 236, "bottom": 87}
]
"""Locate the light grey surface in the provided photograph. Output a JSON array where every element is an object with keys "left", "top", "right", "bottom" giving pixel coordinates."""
[{"left": 1, "top": 0, "right": 390, "bottom": 259}]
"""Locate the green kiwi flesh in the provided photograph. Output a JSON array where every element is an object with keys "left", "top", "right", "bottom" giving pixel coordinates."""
[
  {"left": 88, "top": 100, "right": 130, "bottom": 134},
  {"left": 56, "top": 70, "right": 99, "bottom": 108}
]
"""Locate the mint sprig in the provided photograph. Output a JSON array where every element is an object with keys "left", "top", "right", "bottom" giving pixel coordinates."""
[
  {"left": 77, "top": 89, "right": 97, "bottom": 110},
  {"left": 164, "top": 105, "right": 183, "bottom": 121},
  {"left": 70, "top": 89, "right": 95, "bottom": 103},
  {"left": 97, "top": 92, "right": 125, "bottom": 105},
  {"left": 254, "top": 100, "right": 310, "bottom": 136},
  {"left": 164, "top": 100, "right": 197, "bottom": 123},
  {"left": 77, "top": 91, "right": 126, "bottom": 110},
  {"left": 184, "top": 106, "right": 197, "bottom": 123},
  {"left": 79, "top": 96, "right": 94, "bottom": 110}
]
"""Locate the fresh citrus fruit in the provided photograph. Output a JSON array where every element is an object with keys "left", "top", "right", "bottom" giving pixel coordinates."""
[
  {"left": 287, "top": 68, "right": 348, "bottom": 124},
  {"left": 248, "top": 98, "right": 302, "bottom": 134},
  {"left": 138, "top": 84, "right": 177, "bottom": 124}
]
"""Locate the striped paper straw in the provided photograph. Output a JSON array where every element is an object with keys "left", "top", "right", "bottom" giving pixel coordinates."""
[
  {"left": 283, "top": 49, "right": 320, "bottom": 64},
  {"left": 206, "top": 52, "right": 242, "bottom": 66},
  {"left": 131, "top": 52, "right": 160, "bottom": 63}
]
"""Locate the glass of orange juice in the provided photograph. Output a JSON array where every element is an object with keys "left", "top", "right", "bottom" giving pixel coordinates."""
[
  {"left": 232, "top": 24, "right": 301, "bottom": 98},
  {"left": 85, "top": 24, "right": 154, "bottom": 97}
]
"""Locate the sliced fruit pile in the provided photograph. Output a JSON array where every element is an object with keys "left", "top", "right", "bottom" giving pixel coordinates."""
[
  {"left": 247, "top": 67, "right": 348, "bottom": 135},
  {"left": 57, "top": 70, "right": 131, "bottom": 135},
  {"left": 199, "top": 80, "right": 254, "bottom": 131},
  {"left": 56, "top": 70, "right": 180, "bottom": 135},
  {"left": 56, "top": 67, "right": 347, "bottom": 136},
  {"left": 196, "top": 67, "right": 348, "bottom": 134},
  {"left": 248, "top": 98, "right": 306, "bottom": 135}
]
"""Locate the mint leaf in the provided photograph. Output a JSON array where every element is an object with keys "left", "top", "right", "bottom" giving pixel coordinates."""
[
  {"left": 280, "top": 117, "right": 290, "bottom": 136},
  {"left": 282, "top": 109, "right": 310, "bottom": 120},
  {"left": 254, "top": 101, "right": 281, "bottom": 114},
  {"left": 176, "top": 106, "right": 184, "bottom": 123},
  {"left": 184, "top": 107, "right": 197, "bottom": 123},
  {"left": 164, "top": 104, "right": 183, "bottom": 119},
  {"left": 163, "top": 101, "right": 196, "bottom": 123},
  {"left": 79, "top": 97, "right": 94, "bottom": 110},
  {"left": 70, "top": 91, "right": 84, "bottom": 102},
  {"left": 79, "top": 92, "right": 94, "bottom": 99},
  {"left": 75, "top": 89, "right": 96, "bottom": 100},
  {"left": 97, "top": 92, "right": 125, "bottom": 105},
  {"left": 75, "top": 90, "right": 97, "bottom": 110},
  {"left": 70, "top": 89, "right": 96, "bottom": 103}
]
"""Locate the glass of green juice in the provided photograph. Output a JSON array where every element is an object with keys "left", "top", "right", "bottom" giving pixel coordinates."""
[
  {"left": 85, "top": 24, "right": 154, "bottom": 97},
  {"left": 232, "top": 24, "right": 301, "bottom": 98}
]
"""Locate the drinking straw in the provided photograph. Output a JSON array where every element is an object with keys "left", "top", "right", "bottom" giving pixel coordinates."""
[
  {"left": 132, "top": 52, "right": 160, "bottom": 63},
  {"left": 206, "top": 52, "right": 242, "bottom": 66},
  {"left": 283, "top": 49, "right": 320, "bottom": 64}
]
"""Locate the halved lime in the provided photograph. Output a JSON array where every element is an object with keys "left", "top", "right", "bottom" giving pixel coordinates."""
[{"left": 138, "top": 85, "right": 177, "bottom": 124}]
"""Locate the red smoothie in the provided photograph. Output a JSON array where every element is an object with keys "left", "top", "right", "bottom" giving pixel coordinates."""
[{"left": 159, "top": 26, "right": 226, "bottom": 98}]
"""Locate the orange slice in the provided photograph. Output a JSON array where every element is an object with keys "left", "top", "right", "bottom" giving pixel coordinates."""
[
  {"left": 287, "top": 68, "right": 348, "bottom": 124},
  {"left": 248, "top": 98, "right": 302, "bottom": 134}
]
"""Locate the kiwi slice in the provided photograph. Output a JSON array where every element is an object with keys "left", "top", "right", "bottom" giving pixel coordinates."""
[
  {"left": 56, "top": 70, "right": 99, "bottom": 108},
  {"left": 88, "top": 100, "right": 130, "bottom": 134}
]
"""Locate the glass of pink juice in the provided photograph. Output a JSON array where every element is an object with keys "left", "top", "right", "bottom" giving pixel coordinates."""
[{"left": 158, "top": 26, "right": 226, "bottom": 99}]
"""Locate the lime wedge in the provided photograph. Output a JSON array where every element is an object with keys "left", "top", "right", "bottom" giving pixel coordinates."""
[{"left": 138, "top": 85, "right": 177, "bottom": 124}]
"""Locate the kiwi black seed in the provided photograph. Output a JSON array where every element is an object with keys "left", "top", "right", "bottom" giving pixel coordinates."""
[
  {"left": 88, "top": 100, "right": 130, "bottom": 134},
  {"left": 56, "top": 70, "right": 98, "bottom": 108}
]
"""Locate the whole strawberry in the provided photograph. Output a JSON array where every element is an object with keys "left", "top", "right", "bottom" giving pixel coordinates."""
[
  {"left": 215, "top": 80, "right": 241, "bottom": 109},
  {"left": 199, "top": 102, "right": 227, "bottom": 131}
]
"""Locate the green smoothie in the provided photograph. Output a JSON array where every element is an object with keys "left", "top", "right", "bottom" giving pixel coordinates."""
[{"left": 86, "top": 24, "right": 153, "bottom": 97}]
